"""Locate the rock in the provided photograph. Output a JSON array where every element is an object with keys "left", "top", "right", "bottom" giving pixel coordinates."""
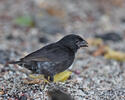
[
  {"left": 38, "top": 36, "right": 49, "bottom": 43},
  {"left": 19, "top": 95, "right": 27, "bottom": 100},
  {"left": 95, "top": 32, "right": 123, "bottom": 42},
  {"left": 48, "top": 88, "right": 73, "bottom": 100},
  {"left": 121, "top": 18, "right": 125, "bottom": 23}
]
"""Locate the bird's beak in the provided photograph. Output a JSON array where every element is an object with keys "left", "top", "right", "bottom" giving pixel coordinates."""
[{"left": 77, "top": 40, "right": 88, "bottom": 48}]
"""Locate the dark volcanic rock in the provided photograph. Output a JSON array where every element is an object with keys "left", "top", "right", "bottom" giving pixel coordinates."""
[{"left": 95, "top": 32, "right": 123, "bottom": 42}]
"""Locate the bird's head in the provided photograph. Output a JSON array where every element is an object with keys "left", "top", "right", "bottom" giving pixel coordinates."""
[{"left": 58, "top": 34, "right": 88, "bottom": 52}]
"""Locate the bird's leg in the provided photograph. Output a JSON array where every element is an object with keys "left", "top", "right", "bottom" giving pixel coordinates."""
[
  {"left": 44, "top": 75, "right": 54, "bottom": 83},
  {"left": 44, "top": 75, "right": 48, "bottom": 80},
  {"left": 47, "top": 75, "right": 56, "bottom": 88},
  {"left": 44, "top": 75, "right": 50, "bottom": 83},
  {"left": 49, "top": 76, "right": 54, "bottom": 82}
]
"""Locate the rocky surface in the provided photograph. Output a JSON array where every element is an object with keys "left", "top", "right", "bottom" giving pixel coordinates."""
[{"left": 0, "top": 0, "right": 125, "bottom": 99}]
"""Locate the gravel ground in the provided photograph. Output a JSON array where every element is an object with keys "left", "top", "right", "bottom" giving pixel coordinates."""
[{"left": 0, "top": 0, "right": 125, "bottom": 100}]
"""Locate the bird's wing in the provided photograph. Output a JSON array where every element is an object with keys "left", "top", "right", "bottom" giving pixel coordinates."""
[
  {"left": 20, "top": 43, "right": 74, "bottom": 76},
  {"left": 21, "top": 50, "right": 50, "bottom": 62},
  {"left": 21, "top": 43, "right": 70, "bottom": 63}
]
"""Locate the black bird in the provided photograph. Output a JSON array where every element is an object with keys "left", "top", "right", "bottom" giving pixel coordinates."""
[{"left": 9, "top": 34, "right": 88, "bottom": 81}]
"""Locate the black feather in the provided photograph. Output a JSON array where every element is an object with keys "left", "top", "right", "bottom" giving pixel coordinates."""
[
  {"left": 9, "top": 34, "right": 88, "bottom": 82},
  {"left": 8, "top": 61, "right": 22, "bottom": 64}
]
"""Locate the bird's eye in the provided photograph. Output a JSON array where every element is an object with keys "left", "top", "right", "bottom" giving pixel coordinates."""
[{"left": 76, "top": 40, "right": 79, "bottom": 43}]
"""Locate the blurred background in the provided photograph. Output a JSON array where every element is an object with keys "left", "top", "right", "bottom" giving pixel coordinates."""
[
  {"left": 0, "top": 0, "right": 125, "bottom": 53},
  {"left": 0, "top": 0, "right": 125, "bottom": 99}
]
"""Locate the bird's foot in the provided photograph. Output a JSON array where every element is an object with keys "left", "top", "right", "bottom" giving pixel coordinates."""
[
  {"left": 44, "top": 75, "right": 54, "bottom": 83},
  {"left": 29, "top": 74, "right": 49, "bottom": 83}
]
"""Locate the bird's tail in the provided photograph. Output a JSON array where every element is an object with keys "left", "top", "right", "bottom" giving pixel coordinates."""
[{"left": 7, "top": 61, "right": 22, "bottom": 64}]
